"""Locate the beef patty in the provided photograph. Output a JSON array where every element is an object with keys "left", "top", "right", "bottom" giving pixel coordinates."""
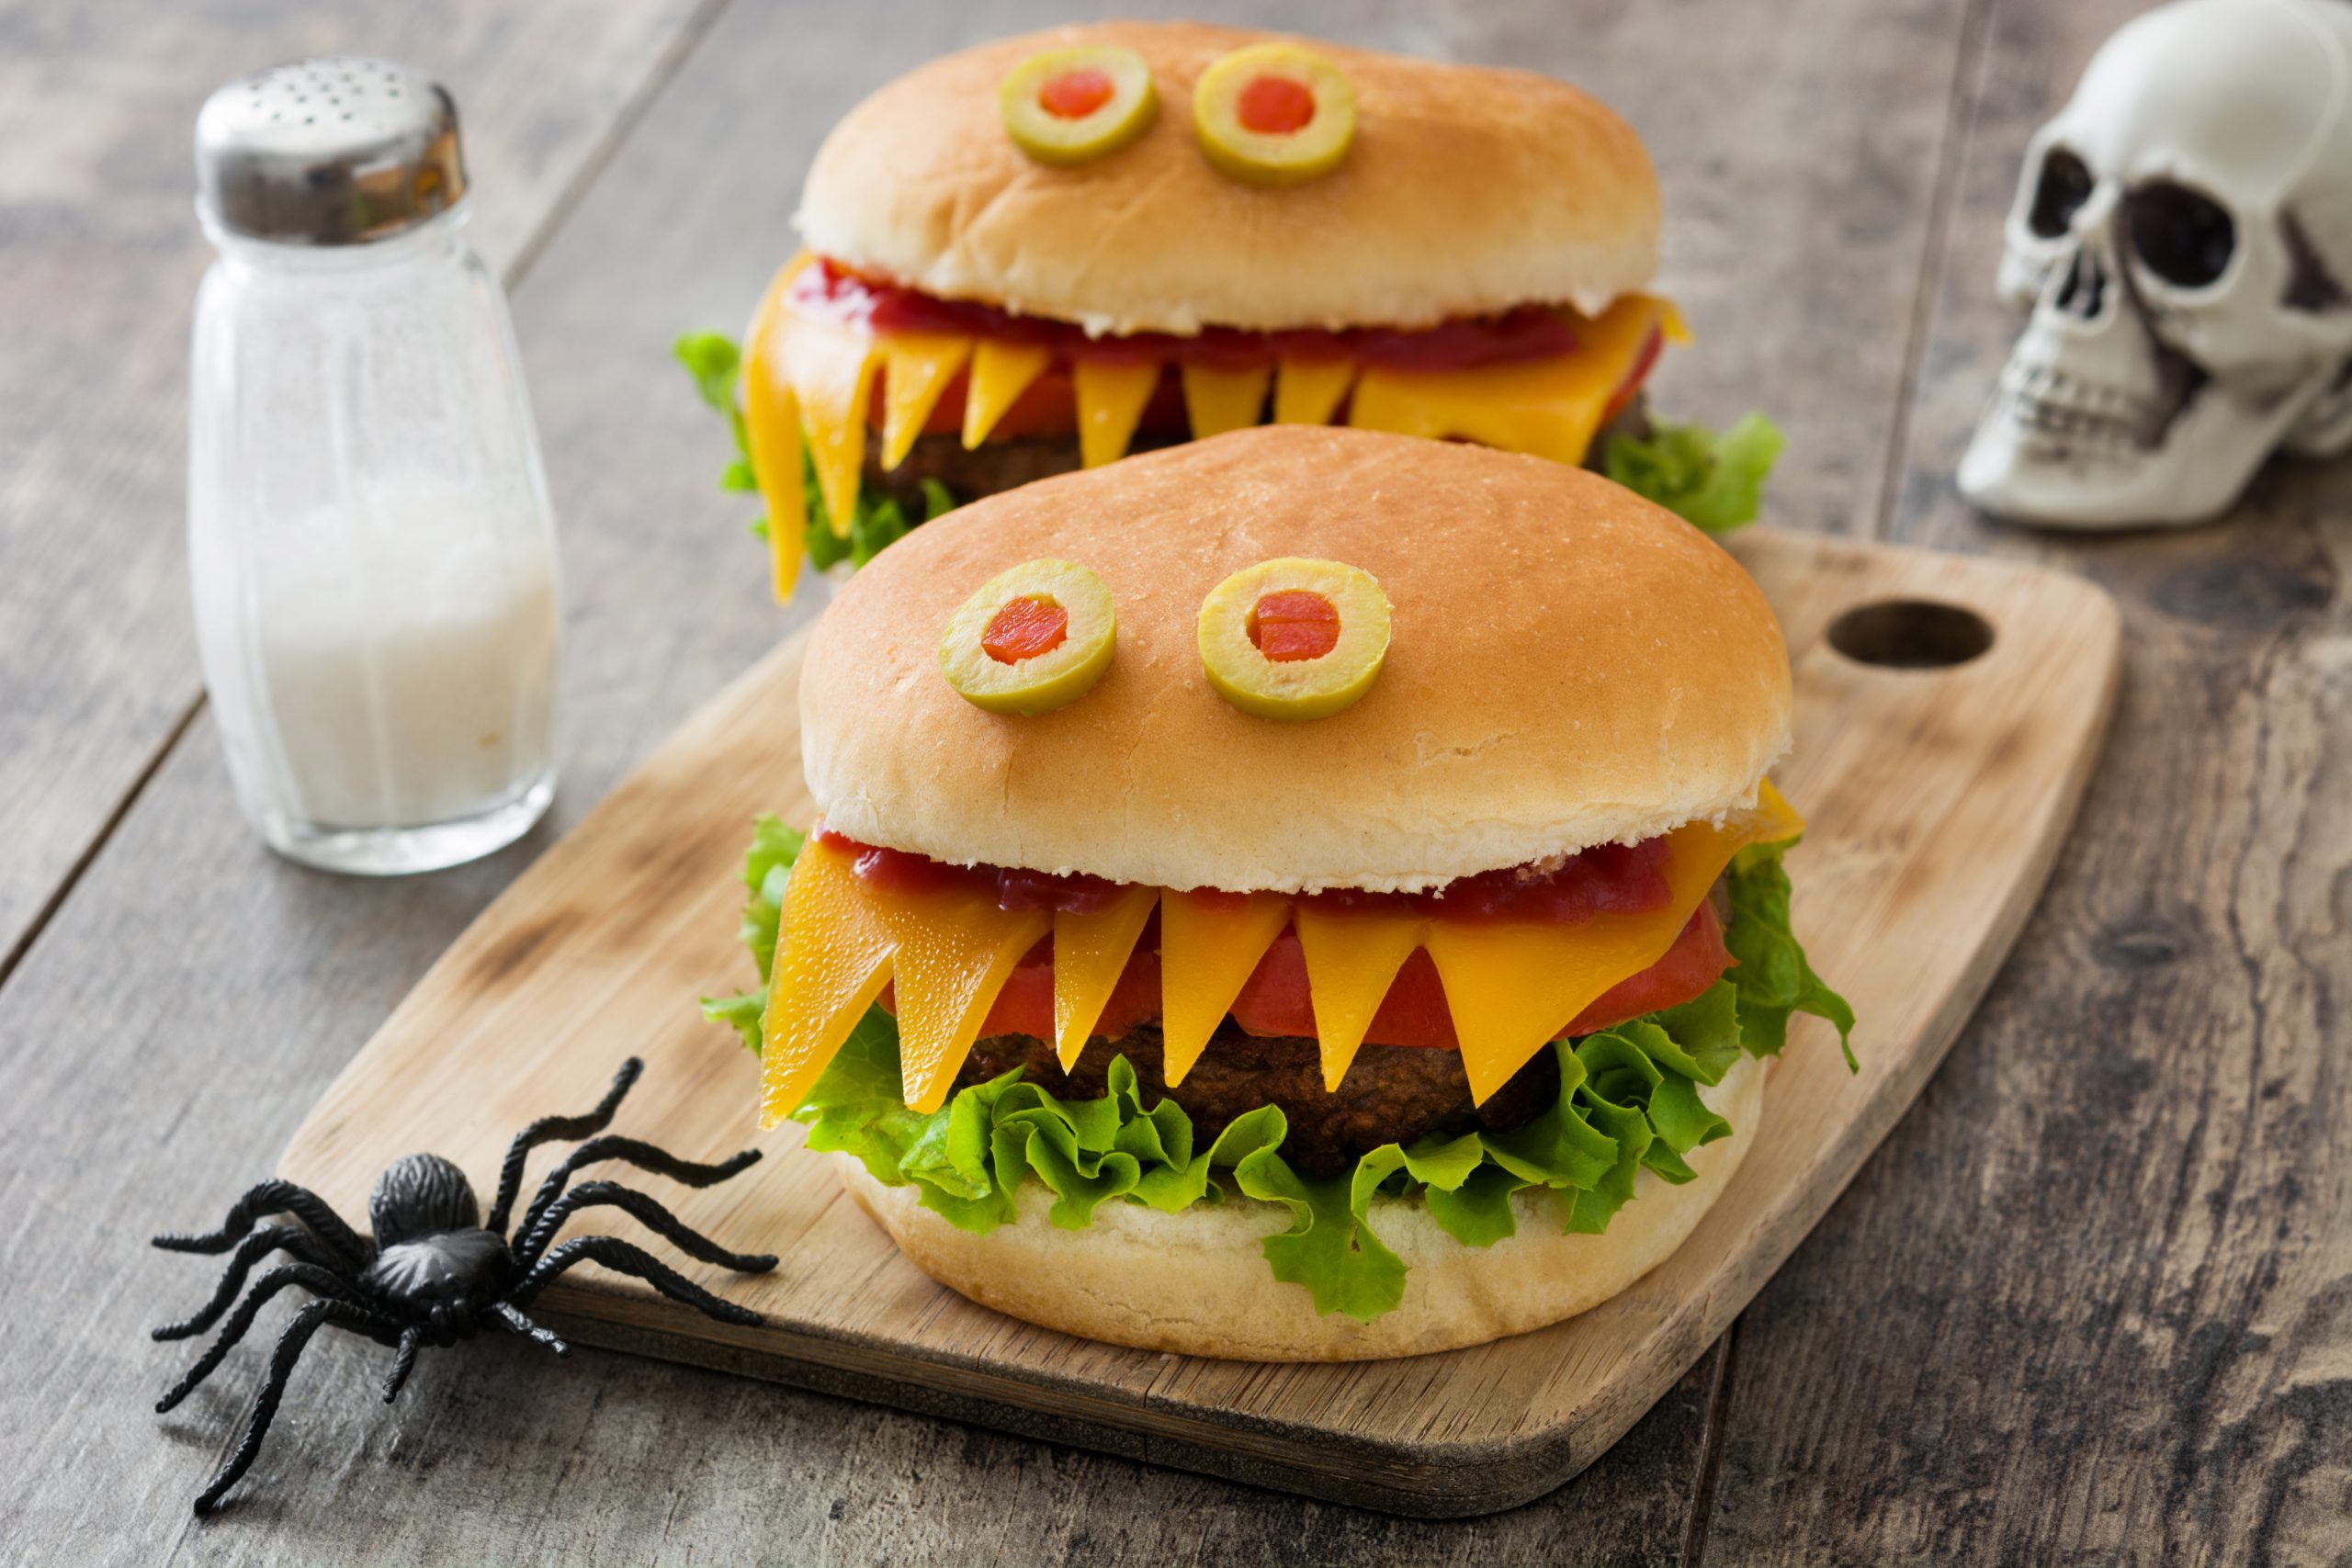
[
  {"left": 955, "top": 1024, "right": 1562, "bottom": 1179},
  {"left": 864, "top": 394, "right": 1653, "bottom": 513}
]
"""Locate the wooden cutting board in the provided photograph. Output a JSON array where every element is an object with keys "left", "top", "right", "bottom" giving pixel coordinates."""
[{"left": 279, "top": 527, "right": 2119, "bottom": 1517}]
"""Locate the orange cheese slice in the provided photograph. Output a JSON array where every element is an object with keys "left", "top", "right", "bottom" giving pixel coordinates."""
[
  {"left": 1348, "top": 294, "right": 1671, "bottom": 468},
  {"left": 1073, "top": 359, "right": 1162, "bottom": 468},
  {"left": 1050, "top": 886, "right": 1159, "bottom": 1069},
  {"left": 1181, "top": 363, "right": 1272, "bottom": 438},
  {"left": 877, "top": 333, "right": 973, "bottom": 470},
  {"left": 1426, "top": 783, "right": 1806, "bottom": 1101},
  {"left": 759, "top": 840, "right": 899, "bottom": 1126},
  {"left": 888, "top": 894, "right": 1050, "bottom": 1113},
  {"left": 1158, "top": 891, "right": 1291, "bottom": 1085},
  {"left": 742, "top": 267, "right": 807, "bottom": 604},
  {"left": 1294, "top": 906, "right": 1429, "bottom": 1092},
  {"left": 962, "top": 340, "right": 1052, "bottom": 448},
  {"left": 781, "top": 316, "right": 878, "bottom": 538},
  {"left": 1272, "top": 357, "right": 1357, "bottom": 426}
]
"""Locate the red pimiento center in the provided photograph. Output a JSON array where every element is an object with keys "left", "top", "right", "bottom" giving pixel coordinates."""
[
  {"left": 1249, "top": 591, "right": 1340, "bottom": 662},
  {"left": 1238, "top": 73, "right": 1317, "bottom": 134},
  {"left": 982, "top": 595, "right": 1069, "bottom": 665},
  {"left": 1039, "top": 68, "right": 1115, "bottom": 119}
]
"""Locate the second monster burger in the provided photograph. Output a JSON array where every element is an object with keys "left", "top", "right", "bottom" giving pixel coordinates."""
[
  {"left": 708, "top": 427, "right": 1851, "bottom": 1359},
  {"left": 681, "top": 22, "right": 1783, "bottom": 602}
]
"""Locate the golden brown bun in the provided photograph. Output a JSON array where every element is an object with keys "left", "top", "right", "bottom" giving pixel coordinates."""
[
  {"left": 836, "top": 1052, "right": 1761, "bottom": 1360},
  {"left": 799, "top": 427, "right": 1791, "bottom": 895},
  {"left": 797, "top": 21, "right": 1658, "bottom": 335}
]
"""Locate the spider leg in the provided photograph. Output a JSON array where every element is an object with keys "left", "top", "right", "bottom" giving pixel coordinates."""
[
  {"left": 153, "top": 1179, "right": 371, "bottom": 1269},
  {"left": 192, "top": 1299, "right": 384, "bottom": 1516},
  {"left": 157, "top": 1262, "right": 359, "bottom": 1415},
  {"left": 510, "top": 1236, "right": 765, "bottom": 1327},
  {"left": 514, "top": 1136, "right": 762, "bottom": 1249},
  {"left": 484, "top": 1056, "right": 644, "bottom": 1235},
  {"left": 510, "top": 1180, "right": 780, "bottom": 1274},
  {"left": 492, "top": 1302, "right": 572, "bottom": 1359},
  {"left": 153, "top": 1226, "right": 342, "bottom": 1341},
  {"left": 379, "top": 1327, "right": 423, "bottom": 1404}
]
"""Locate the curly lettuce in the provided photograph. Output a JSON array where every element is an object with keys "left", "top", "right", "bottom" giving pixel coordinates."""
[
  {"left": 707, "top": 824, "right": 1851, "bottom": 1324},
  {"left": 674, "top": 332, "right": 955, "bottom": 573},
  {"left": 1605, "top": 412, "right": 1785, "bottom": 533}
]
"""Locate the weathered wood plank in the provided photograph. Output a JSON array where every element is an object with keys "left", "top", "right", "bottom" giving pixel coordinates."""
[
  {"left": 0, "top": 0, "right": 710, "bottom": 975},
  {"left": 1698, "top": 2, "right": 2352, "bottom": 1562},
  {"left": 0, "top": 0, "right": 1978, "bottom": 1560}
]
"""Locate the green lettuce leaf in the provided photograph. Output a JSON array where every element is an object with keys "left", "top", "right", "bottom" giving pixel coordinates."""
[
  {"left": 1604, "top": 412, "right": 1784, "bottom": 533},
  {"left": 1725, "top": 836, "right": 1858, "bottom": 1070},
  {"left": 673, "top": 332, "right": 958, "bottom": 576},
  {"left": 720, "top": 820, "right": 1857, "bottom": 1322}
]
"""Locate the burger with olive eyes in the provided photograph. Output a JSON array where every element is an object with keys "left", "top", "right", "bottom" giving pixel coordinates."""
[
  {"left": 678, "top": 21, "right": 1783, "bottom": 603},
  {"left": 704, "top": 427, "right": 1851, "bottom": 1359}
]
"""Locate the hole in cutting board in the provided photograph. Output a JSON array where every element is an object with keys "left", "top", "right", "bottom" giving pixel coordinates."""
[{"left": 1826, "top": 600, "right": 1994, "bottom": 670}]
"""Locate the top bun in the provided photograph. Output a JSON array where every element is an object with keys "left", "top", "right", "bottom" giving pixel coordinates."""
[
  {"left": 796, "top": 21, "right": 1659, "bottom": 336},
  {"left": 799, "top": 428, "right": 1790, "bottom": 894}
]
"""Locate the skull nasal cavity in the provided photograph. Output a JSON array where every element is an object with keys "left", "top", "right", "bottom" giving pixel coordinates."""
[
  {"left": 2056, "top": 249, "right": 2108, "bottom": 319},
  {"left": 2030, "top": 147, "right": 2094, "bottom": 239}
]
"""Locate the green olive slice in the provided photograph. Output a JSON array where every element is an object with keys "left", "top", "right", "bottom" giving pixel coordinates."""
[
  {"left": 1197, "top": 558, "right": 1390, "bottom": 720},
  {"left": 999, "top": 47, "right": 1158, "bottom": 165},
  {"left": 940, "top": 558, "right": 1117, "bottom": 715},
  {"left": 1193, "top": 43, "right": 1357, "bottom": 186}
]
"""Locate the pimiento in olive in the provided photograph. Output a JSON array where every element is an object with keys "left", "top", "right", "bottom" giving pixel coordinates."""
[
  {"left": 1192, "top": 42, "right": 1357, "bottom": 186},
  {"left": 1196, "top": 557, "right": 1389, "bottom": 720},
  {"left": 940, "top": 558, "right": 1118, "bottom": 715},
  {"left": 999, "top": 46, "right": 1158, "bottom": 165}
]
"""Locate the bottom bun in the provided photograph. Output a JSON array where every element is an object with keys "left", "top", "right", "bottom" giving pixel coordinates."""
[{"left": 834, "top": 1052, "right": 1765, "bottom": 1360}]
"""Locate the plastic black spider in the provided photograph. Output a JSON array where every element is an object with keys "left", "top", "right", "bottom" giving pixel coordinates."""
[{"left": 151, "top": 1057, "right": 776, "bottom": 1515}]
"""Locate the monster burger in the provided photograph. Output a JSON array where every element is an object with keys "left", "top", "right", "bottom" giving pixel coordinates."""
[
  {"left": 680, "top": 22, "right": 1782, "bottom": 602},
  {"left": 707, "top": 427, "right": 1850, "bottom": 1359}
]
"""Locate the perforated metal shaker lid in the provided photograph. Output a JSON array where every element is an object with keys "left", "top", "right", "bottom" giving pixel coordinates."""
[{"left": 196, "top": 57, "right": 467, "bottom": 244}]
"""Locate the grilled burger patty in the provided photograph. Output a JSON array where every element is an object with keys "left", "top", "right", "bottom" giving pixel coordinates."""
[
  {"left": 865, "top": 396, "right": 1654, "bottom": 513},
  {"left": 955, "top": 1025, "right": 1562, "bottom": 1179}
]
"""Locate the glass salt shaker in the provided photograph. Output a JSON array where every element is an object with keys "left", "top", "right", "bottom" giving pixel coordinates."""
[{"left": 187, "top": 58, "right": 560, "bottom": 875}]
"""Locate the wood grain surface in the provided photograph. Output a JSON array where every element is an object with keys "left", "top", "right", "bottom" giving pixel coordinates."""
[
  {"left": 2, "top": 0, "right": 2342, "bottom": 1562},
  {"left": 272, "top": 527, "right": 2119, "bottom": 1517}
]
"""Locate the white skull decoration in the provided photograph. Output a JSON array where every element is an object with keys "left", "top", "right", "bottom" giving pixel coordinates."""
[{"left": 1960, "top": 0, "right": 2352, "bottom": 528}]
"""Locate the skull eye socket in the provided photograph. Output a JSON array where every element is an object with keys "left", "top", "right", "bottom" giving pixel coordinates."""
[
  {"left": 2028, "top": 147, "right": 2095, "bottom": 239},
  {"left": 2127, "top": 181, "right": 2235, "bottom": 289}
]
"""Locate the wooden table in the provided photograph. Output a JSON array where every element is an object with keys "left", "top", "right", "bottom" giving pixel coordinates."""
[{"left": 1, "top": 2, "right": 2341, "bottom": 1562}]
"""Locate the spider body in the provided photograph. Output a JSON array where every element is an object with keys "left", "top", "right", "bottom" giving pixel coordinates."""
[{"left": 152, "top": 1058, "right": 775, "bottom": 1515}]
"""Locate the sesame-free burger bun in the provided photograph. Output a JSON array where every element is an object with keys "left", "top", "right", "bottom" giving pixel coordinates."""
[
  {"left": 798, "top": 427, "right": 1792, "bottom": 895},
  {"left": 796, "top": 21, "right": 1659, "bottom": 336}
]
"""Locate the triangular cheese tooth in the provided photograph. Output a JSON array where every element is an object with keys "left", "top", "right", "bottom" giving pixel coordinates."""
[
  {"left": 1294, "top": 906, "right": 1427, "bottom": 1092},
  {"left": 1181, "top": 362, "right": 1272, "bottom": 439},
  {"left": 758, "top": 840, "right": 899, "bottom": 1126},
  {"left": 1158, "top": 891, "right": 1291, "bottom": 1086},
  {"left": 743, "top": 269, "right": 808, "bottom": 603},
  {"left": 878, "top": 332, "right": 974, "bottom": 470},
  {"left": 1072, "top": 359, "right": 1161, "bottom": 468},
  {"left": 783, "top": 319, "right": 878, "bottom": 537},
  {"left": 961, "top": 339, "right": 1052, "bottom": 448},
  {"left": 1051, "top": 886, "right": 1159, "bottom": 1070},
  {"left": 1272, "top": 357, "right": 1356, "bottom": 426}
]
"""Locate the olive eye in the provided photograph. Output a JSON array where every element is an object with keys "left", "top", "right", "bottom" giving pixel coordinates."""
[
  {"left": 2028, "top": 147, "right": 2095, "bottom": 239},
  {"left": 1197, "top": 558, "right": 1390, "bottom": 720},
  {"left": 2128, "top": 181, "right": 2235, "bottom": 288},
  {"left": 999, "top": 47, "right": 1158, "bottom": 165},
  {"left": 1193, "top": 43, "right": 1358, "bottom": 186},
  {"left": 940, "top": 558, "right": 1118, "bottom": 715}
]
